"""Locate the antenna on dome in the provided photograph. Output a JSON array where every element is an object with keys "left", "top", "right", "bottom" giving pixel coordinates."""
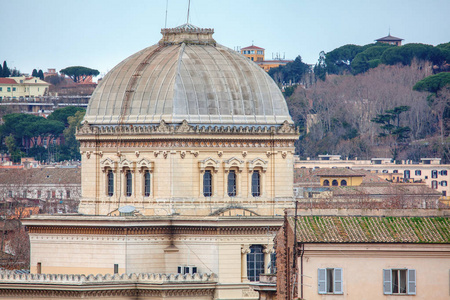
[
  {"left": 165, "top": 0, "right": 169, "bottom": 28},
  {"left": 187, "top": 0, "right": 191, "bottom": 24}
]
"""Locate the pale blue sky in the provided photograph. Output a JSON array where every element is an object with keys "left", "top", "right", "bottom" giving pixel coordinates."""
[{"left": 1, "top": 0, "right": 449, "bottom": 78}]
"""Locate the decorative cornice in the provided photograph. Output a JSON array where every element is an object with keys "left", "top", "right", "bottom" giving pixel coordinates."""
[
  {"left": 27, "top": 225, "right": 281, "bottom": 236},
  {"left": 77, "top": 119, "right": 298, "bottom": 136},
  {"left": 80, "top": 139, "right": 296, "bottom": 149}
]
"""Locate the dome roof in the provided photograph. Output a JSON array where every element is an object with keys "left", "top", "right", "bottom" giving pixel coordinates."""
[{"left": 84, "top": 24, "right": 292, "bottom": 126}]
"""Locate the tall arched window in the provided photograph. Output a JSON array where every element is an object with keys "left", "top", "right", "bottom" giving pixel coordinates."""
[
  {"left": 340, "top": 180, "right": 347, "bottom": 186},
  {"left": 144, "top": 170, "right": 151, "bottom": 196},
  {"left": 107, "top": 170, "right": 114, "bottom": 196},
  {"left": 323, "top": 180, "right": 330, "bottom": 186},
  {"left": 332, "top": 180, "right": 339, "bottom": 186},
  {"left": 252, "top": 171, "right": 261, "bottom": 197},
  {"left": 228, "top": 170, "right": 237, "bottom": 197},
  {"left": 203, "top": 170, "right": 212, "bottom": 197},
  {"left": 247, "top": 245, "right": 264, "bottom": 281},
  {"left": 126, "top": 170, "right": 132, "bottom": 197}
]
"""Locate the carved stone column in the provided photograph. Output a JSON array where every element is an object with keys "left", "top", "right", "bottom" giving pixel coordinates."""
[
  {"left": 241, "top": 245, "right": 251, "bottom": 282},
  {"left": 263, "top": 245, "right": 274, "bottom": 274}
]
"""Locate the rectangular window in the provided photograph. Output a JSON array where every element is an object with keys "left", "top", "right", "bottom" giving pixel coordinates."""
[
  {"left": 12, "top": 87, "right": 16, "bottom": 92},
  {"left": 37, "top": 190, "right": 41, "bottom": 198},
  {"left": 228, "top": 170, "right": 236, "bottom": 197},
  {"left": 441, "top": 170, "right": 447, "bottom": 176},
  {"left": 432, "top": 170, "right": 438, "bottom": 178},
  {"left": 52, "top": 190, "right": 56, "bottom": 198},
  {"left": 404, "top": 170, "right": 410, "bottom": 179},
  {"left": 125, "top": 170, "right": 132, "bottom": 197},
  {"left": 432, "top": 180, "right": 438, "bottom": 189},
  {"left": 47, "top": 190, "right": 51, "bottom": 199},
  {"left": 203, "top": 170, "right": 212, "bottom": 197},
  {"left": 415, "top": 170, "right": 421, "bottom": 176},
  {"left": 107, "top": 170, "right": 114, "bottom": 196},
  {"left": 383, "top": 269, "right": 415, "bottom": 295},
  {"left": 0, "top": 87, "right": 2, "bottom": 91},
  {"left": 66, "top": 190, "right": 70, "bottom": 198},
  {"left": 114, "top": 264, "right": 119, "bottom": 274},
  {"left": 318, "top": 268, "right": 343, "bottom": 294},
  {"left": 7, "top": 87, "right": 11, "bottom": 92},
  {"left": 23, "top": 190, "right": 27, "bottom": 198},
  {"left": 144, "top": 170, "right": 151, "bottom": 196},
  {"left": 252, "top": 171, "right": 261, "bottom": 197}
]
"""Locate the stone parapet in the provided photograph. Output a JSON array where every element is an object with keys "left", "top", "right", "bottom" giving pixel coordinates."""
[{"left": 0, "top": 271, "right": 216, "bottom": 285}]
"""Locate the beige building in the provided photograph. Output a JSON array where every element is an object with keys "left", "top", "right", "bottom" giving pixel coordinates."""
[
  {"left": 0, "top": 76, "right": 49, "bottom": 100},
  {"left": 0, "top": 23, "right": 298, "bottom": 299},
  {"left": 295, "top": 155, "right": 450, "bottom": 199},
  {"left": 276, "top": 209, "right": 450, "bottom": 300}
]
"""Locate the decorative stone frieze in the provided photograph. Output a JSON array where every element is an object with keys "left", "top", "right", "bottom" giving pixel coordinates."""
[{"left": 77, "top": 119, "right": 298, "bottom": 136}]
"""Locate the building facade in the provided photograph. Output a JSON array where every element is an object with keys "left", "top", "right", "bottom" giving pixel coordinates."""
[
  {"left": 0, "top": 76, "right": 49, "bottom": 100},
  {"left": 295, "top": 156, "right": 450, "bottom": 198},
  {"left": 276, "top": 210, "right": 450, "bottom": 300},
  {"left": 240, "top": 45, "right": 292, "bottom": 72}
]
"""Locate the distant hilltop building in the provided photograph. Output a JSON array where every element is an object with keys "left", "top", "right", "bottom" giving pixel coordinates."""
[
  {"left": 0, "top": 76, "right": 49, "bottom": 101},
  {"left": 375, "top": 33, "right": 403, "bottom": 46},
  {"left": 240, "top": 45, "right": 293, "bottom": 72}
]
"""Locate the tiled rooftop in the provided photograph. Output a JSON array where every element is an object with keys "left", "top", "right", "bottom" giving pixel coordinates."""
[
  {"left": 289, "top": 216, "right": 450, "bottom": 243},
  {"left": 0, "top": 168, "right": 81, "bottom": 185}
]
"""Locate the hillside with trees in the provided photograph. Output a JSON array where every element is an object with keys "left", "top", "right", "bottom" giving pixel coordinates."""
[
  {"left": 281, "top": 41, "right": 450, "bottom": 162},
  {"left": 0, "top": 107, "right": 85, "bottom": 163}
]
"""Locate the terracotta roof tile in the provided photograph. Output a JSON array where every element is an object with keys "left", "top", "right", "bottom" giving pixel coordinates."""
[
  {"left": 241, "top": 45, "right": 265, "bottom": 50},
  {"left": 0, "top": 168, "right": 81, "bottom": 185},
  {"left": 290, "top": 216, "right": 450, "bottom": 243},
  {"left": 315, "top": 168, "right": 366, "bottom": 177},
  {"left": 0, "top": 78, "right": 17, "bottom": 84}
]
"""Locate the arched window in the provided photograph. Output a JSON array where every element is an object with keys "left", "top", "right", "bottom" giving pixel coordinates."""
[
  {"left": 144, "top": 170, "right": 151, "bottom": 196},
  {"left": 125, "top": 170, "right": 132, "bottom": 197},
  {"left": 340, "top": 180, "right": 347, "bottom": 186},
  {"left": 247, "top": 245, "right": 264, "bottom": 281},
  {"left": 228, "top": 170, "right": 236, "bottom": 197},
  {"left": 203, "top": 170, "right": 212, "bottom": 197},
  {"left": 332, "top": 180, "right": 339, "bottom": 186},
  {"left": 252, "top": 171, "right": 261, "bottom": 197},
  {"left": 107, "top": 170, "right": 114, "bottom": 196},
  {"left": 323, "top": 180, "right": 330, "bottom": 186}
]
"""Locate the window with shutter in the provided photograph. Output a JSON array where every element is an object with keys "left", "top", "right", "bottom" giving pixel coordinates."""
[
  {"left": 407, "top": 269, "right": 416, "bottom": 295},
  {"left": 334, "top": 268, "right": 343, "bottom": 294},
  {"left": 383, "top": 269, "right": 392, "bottom": 294},
  {"left": 318, "top": 268, "right": 326, "bottom": 294}
]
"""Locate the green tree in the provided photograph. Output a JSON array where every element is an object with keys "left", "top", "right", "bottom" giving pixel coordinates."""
[
  {"left": 413, "top": 72, "right": 450, "bottom": 94},
  {"left": 1, "top": 61, "right": 10, "bottom": 77},
  {"left": 64, "top": 110, "right": 86, "bottom": 160},
  {"left": 32, "top": 69, "right": 38, "bottom": 77},
  {"left": 37, "top": 69, "right": 44, "bottom": 80},
  {"left": 351, "top": 44, "right": 391, "bottom": 74},
  {"left": 60, "top": 66, "right": 99, "bottom": 83},
  {"left": 371, "top": 106, "right": 411, "bottom": 159},
  {"left": 268, "top": 56, "right": 310, "bottom": 85},
  {"left": 4, "top": 134, "right": 24, "bottom": 162},
  {"left": 48, "top": 107, "right": 86, "bottom": 127}
]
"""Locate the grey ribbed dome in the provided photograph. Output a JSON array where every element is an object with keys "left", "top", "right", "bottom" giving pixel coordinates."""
[{"left": 84, "top": 24, "right": 292, "bottom": 126}]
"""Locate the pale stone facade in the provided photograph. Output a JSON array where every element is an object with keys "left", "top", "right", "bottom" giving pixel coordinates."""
[{"left": 77, "top": 121, "right": 296, "bottom": 216}]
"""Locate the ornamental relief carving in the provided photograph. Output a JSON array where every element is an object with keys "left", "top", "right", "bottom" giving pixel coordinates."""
[{"left": 77, "top": 119, "right": 298, "bottom": 136}]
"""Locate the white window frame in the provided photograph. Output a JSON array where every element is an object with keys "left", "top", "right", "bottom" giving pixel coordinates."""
[
  {"left": 383, "top": 269, "right": 416, "bottom": 295},
  {"left": 318, "top": 268, "right": 343, "bottom": 294}
]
